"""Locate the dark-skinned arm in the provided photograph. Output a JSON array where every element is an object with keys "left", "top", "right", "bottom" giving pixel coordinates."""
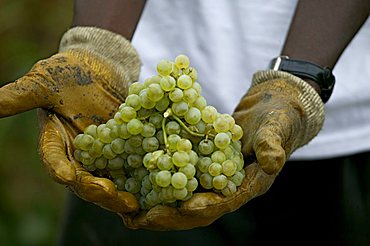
[
  {"left": 282, "top": 0, "right": 370, "bottom": 93},
  {"left": 72, "top": 0, "right": 147, "bottom": 40}
]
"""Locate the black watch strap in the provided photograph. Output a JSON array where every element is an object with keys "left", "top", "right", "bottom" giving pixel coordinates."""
[{"left": 269, "top": 56, "right": 335, "bottom": 103}]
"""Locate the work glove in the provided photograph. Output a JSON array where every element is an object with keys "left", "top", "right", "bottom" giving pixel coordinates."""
[
  {"left": 124, "top": 70, "right": 325, "bottom": 230},
  {"left": 0, "top": 26, "right": 141, "bottom": 216}
]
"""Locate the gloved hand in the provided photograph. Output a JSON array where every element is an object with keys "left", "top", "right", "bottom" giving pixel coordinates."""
[
  {"left": 0, "top": 26, "right": 141, "bottom": 216},
  {"left": 125, "top": 70, "right": 325, "bottom": 230}
]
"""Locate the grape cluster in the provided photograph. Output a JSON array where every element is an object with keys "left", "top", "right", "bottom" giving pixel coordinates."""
[{"left": 73, "top": 55, "right": 245, "bottom": 209}]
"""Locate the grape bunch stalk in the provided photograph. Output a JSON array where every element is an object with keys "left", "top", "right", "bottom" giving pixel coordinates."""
[{"left": 73, "top": 55, "right": 245, "bottom": 210}]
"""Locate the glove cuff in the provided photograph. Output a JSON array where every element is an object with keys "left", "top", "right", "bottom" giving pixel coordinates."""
[
  {"left": 252, "top": 70, "right": 325, "bottom": 146},
  {"left": 59, "top": 26, "right": 141, "bottom": 96}
]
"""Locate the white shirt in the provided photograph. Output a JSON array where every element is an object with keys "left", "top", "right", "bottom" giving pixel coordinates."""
[{"left": 132, "top": 0, "right": 370, "bottom": 160}]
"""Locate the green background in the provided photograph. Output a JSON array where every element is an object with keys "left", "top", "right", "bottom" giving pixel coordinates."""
[{"left": 0, "top": 0, "right": 73, "bottom": 245}]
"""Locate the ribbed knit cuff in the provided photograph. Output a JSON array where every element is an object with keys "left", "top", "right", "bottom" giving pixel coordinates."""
[
  {"left": 59, "top": 26, "right": 141, "bottom": 95},
  {"left": 252, "top": 70, "right": 325, "bottom": 146}
]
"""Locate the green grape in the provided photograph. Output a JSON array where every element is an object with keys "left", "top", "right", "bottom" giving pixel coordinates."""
[
  {"left": 74, "top": 149, "right": 82, "bottom": 162},
  {"left": 183, "top": 88, "right": 198, "bottom": 104},
  {"left": 213, "top": 115, "right": 230, "bottom": 133},
  {"left": 169, "top": 88, "right": 184, "bottom": 102},
  {"left": 149, "top": 113, "right": 164, "bottom": 129},
  {"left": 208, "top": 162, "right": 222, "bottom": 176},
  {"left": 222, "top": 146, "right": 234, "bottom": 158},
  {"left": 146, "top": 190, "right": 161, "bottom": 207},
  {"left": 186, "top": 177, "right": 198, "bottom": 192},
  {"left": 193, "top": 96, "right": 207, "bottom": 110},
  {"left": 232, "top": 140, "right": 242, "bottom": 152},
  {"left": 201, "top": 106, "right": 218, "bottom": 124},
  {"left": 229, "top": 171, "right": 244, "bottom": 186},
  {"left": 160, "top": 75, "right": 176, "bottom": 91},
  {"left": 166, "top": 121, "right": 181, "bottom": 135},
  {"left": 197, "top": 156, "right": 212, "bottom": 173},
  {"left": 88, "top": 139, "right": 104, "bottom": 158},
  {"left": 127, "top": 154, "right": 143, "bottom": 168},
  {"left": 173, "top": 187, "right": 188, "bottom": 200},
  {"left": 179, "top": 164, "right": 196, "bottom": 179},
  {"left": 222, "top": 160, "right": 237, "bottom": 177},
  {"left": 119, "top": 106, "right": 137, "bottom": 122},
  {"left": 144, "top": 75, "right": 161, "bottom": 87},
  {"left": 155, "top": 95, "right": 170, "bottom": 112},
  {"left": 141, "top": 122, "right": 156, "bottom": 138},
  {"left": 107, "top": 156, "right": 124, "bottom": 170},
  {"left": 156, "top": 130, "right": 165, "bottom": 145},
  {"left": 83, "top": 164, "right": 96, "bottom": 172},
  {"left": 211, "top": 151, "right": 226, "bottom": 164},
  {"left": 221, "top": 180, "right": 237, "bottom": 196},
  {"left": 184, "top": 107, "right": 201, "bottom": 125},
  {"left": 198, "top": 139, "right": 215, "bottom": 155},
  {"left": 177, "top": 138, "right": 192, "bottom": 152},
  {"left": 139, "top": 89, "right": 156, "bottom": 109},
  {"left": 140, "top": 186, "right": 151, "bottom": 197},
  {"left": 214, "top": 132, "right": 231, "bottom": 149},
  {"left": 74, "top": 134, "right": 94, "bottom": 151},
  {"left": 223, "top": 114, "right": 235, "bottom": 130},
  {"left": 172, "top": 151, "right": 190, "bottom": 167},
  {"left": 135, "top": 146, "right": 146, "bottom": 155},
  {"left": 124, "top": 140, "right": 136, "bottom": 154},
  {"left": 109, "top": 169, "right": 125, "bottom": 179},
  {"left": 125, "top": 94, "right": 141, "bottom": 111},
  {"left": 127, "top": 119, "right": 144, "bottom": 135},
  {"left": 195, "top": 120, "right": 206, "bottom": 134},
  {"left": 231, "top": 124, "right": 243, "bottom": 141},
  {"left": 95, "top": 156, "right": 107, "bottom": 169},
  {"left": 109, "top": 125, "right": 119, "bottom": 139},
  {"left": 102, "top": 144, "right": 116, "bottom": 159},
  {"left": 80, "top": 151, "right": 95, "bottom": 166},
  {"left": 177, "top": 74, "right": 192, "bottom": 89},
  {"left": 212, "top": 175, "right": 228, "bottom": 190},
  {"left": 161, "top": 186, "right": 175, "bottom": 203},
  {"left": 111, "top": 138, "right": 125, "bottom": 154},
  {"left": 157, "top": 154, "right": 173, "bottom": 171},
  {"left": 188, "top": 150, "right": 199, "bottom": 165},
  {"left": 157, "top": 59, "right": 173, "bottom": 76},
  {"left": 171, "top": 172, "right": 188, "bottom": 189},
  {"left": 199, "top": 173, "right": 213, "bottom": 189},
  {"left": 167, "top": 134, "right": 181, "bottom": 152},
  {"left": 125, "top": 177, "right": 141, "bottom": 194},
  {"left": 192, "top": 82, "right": 201, "bottom": 94},
  {"left": 174, "top": 54, "right": 190, "bottom": 69},
  {"left": 128, "top": 82, "right": 145, "bottom": 95},
  {"left": 127, "top": 135, "right": 143, "bottom": 147},
  {"left": 114, "top": 176, "right": 127, "bottom": 191},
  {"left": 141, "top": 175, "right": 152, "bottom": 190},
  {"left": 142, "top": 137, "right": 159, "bottom": 152},
  {"left": 84, "top": 124, "right": 98, "bottom": 138},
  {"left": 114, "top": 112, "right": 124, "bottom": 124},
  {"left": 172, "top": 101, "right": 189, "bottom": 116},
  {"left": 98, "top": 127, "right": 113, "bottom": 144},
  {"left": 118, "top": 123, "right": 132, "bottom": 139},
  {"left": 155, "top": 170, "right": 172, "bottom": 187},
  {"left": 147, "top": 83, "right": 164, "bottom": 102}
]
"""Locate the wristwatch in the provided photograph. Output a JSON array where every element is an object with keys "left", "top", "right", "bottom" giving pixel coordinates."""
[{"left": 269, "top": 56, "right": 335, "bottom": 103}]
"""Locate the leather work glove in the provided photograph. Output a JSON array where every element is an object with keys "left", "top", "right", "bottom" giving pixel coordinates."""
[
  {"left": 0, "top": 26, "right": 141, "bottom": 216},
  {"left": 123, "top": 70, "right": 325, "bottom": 230}
]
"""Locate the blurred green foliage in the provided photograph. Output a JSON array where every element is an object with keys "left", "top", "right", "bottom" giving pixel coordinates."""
[{"left": 0, "top": 0, "right": 73, "bottom": 245}]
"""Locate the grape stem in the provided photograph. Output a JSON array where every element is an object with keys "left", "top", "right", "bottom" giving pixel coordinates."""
[
  {"left": 164, "top": 109, "right": 206, "bottom": 138},
  {"left": 162, "top": 114, "right": 170, "bottom": 154}
]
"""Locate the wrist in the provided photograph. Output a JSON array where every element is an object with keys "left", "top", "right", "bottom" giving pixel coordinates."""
[{"left": 268, "top": 56, "right": 335, "bottom": 103}]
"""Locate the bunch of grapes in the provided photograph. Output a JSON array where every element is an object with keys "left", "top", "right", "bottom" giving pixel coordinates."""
[{"left": 73, "top": 55, "right": 245, "bottom": 209}]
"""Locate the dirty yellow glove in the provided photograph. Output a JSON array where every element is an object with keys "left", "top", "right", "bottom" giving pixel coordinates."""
[
  {"left": 121, "top": 70, "right": 325, "bottom": 231},
  {"left": 234, "top": 70, "right": 324, "bottom": 174},
  {"left": 0, "top": 26, "right": 141, "bottom": 215}
]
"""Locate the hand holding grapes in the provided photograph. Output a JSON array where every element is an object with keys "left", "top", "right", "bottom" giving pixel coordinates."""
[{"left": 0, "top": 26, "right": 142, "bottom": 215}]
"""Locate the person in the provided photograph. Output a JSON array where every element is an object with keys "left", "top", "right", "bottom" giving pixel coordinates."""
[{"left": 0, "top": 0, "right": 369, "bottom": 245}]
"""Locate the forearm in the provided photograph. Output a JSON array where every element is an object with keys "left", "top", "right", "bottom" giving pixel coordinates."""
[
  {"left": 72, "top": 0, "right": 147, "bottom": 40},
  {"left": 282, "top": 0, "right": 369, "bottom": 68}
]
